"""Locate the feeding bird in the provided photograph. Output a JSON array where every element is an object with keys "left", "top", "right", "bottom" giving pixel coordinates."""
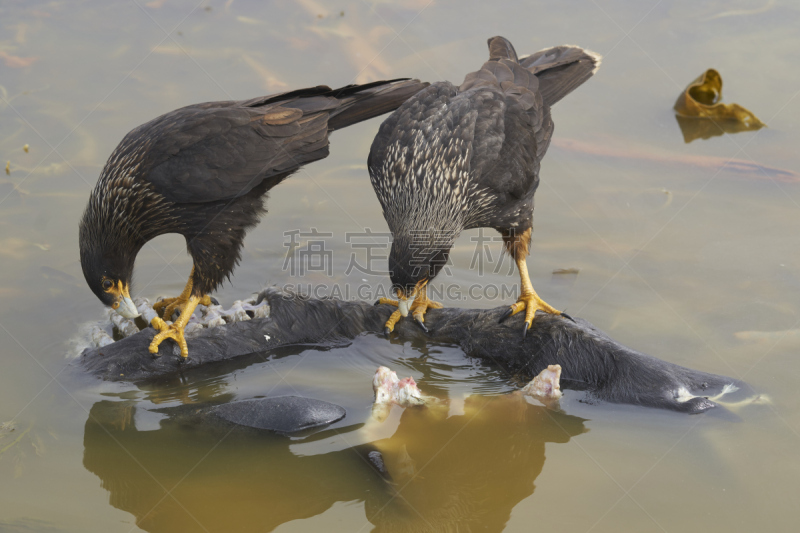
[
  {"left": 368, "top": 36, "right": 600, "bottom": 336},
  {"left": 80, "top": 79, "right": 428, "bottom": 358}
]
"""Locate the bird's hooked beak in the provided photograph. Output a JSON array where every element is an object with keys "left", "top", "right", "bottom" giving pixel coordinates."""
[{"left": 110, "top": 281, "right": 140, "bottom": 318}]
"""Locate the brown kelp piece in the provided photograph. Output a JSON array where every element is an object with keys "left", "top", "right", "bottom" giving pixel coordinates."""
[{"left": 674, "top": 69, "right": 765, "bottom": 143}]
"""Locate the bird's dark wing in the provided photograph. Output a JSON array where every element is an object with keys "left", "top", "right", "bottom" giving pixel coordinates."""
[
  {"left": 519, "top": 45, "right": 601, "bottom": 107},
  {"left": 128, "top": 103, "right": 328, "bottom": 204},
  {"left": 114, "top": 80, "right": 427, "bottom": 204},
  {"left": 460, "top": 54, "right": 552, "bottom": 206}
]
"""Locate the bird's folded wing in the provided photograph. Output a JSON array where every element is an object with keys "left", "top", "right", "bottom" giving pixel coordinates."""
[
  {"left": 135, "top": 80, "right": 428, "bottom": 204},
  {"left": 138, "top": 104, "right": 330, "bottom": 204}
]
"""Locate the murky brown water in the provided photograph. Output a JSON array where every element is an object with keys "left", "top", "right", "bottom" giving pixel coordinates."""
[{"left": 1, "top": 0, "right": 799, "bottom": 531}]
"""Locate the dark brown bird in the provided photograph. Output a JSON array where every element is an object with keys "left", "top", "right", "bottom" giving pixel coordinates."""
[
  {"left": 368, "top": 37, "right": 600, "bottom": 336},
  {"left": 80, "top": 79, "right": 428, "bottom": 358}
]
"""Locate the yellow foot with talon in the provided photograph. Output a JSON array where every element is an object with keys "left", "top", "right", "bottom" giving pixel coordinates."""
[
  {"left": 154, "top": 294, "right": 212, "bottom": 322},
  {"left": 149, "top": 316, "right": 189, "bottom": 359},
  {"left": 499, "top": 293, "right": 570, "bottom": 338},
  {"left": 149, "top": 293, "right": 207, "bottom": 359},
  {"left": 408, "top": 297, "right": 443, "bottom": 333},
  {"left": 379, "top": 292, "right": 442, "bottom": 335}
]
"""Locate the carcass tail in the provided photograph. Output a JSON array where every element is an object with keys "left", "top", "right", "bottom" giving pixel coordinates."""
[
  {"left": 327, "top": 78, "right": 430, "bottom": 131},
  {"left": 520, "top": 45, "right": 602, "bottom": 106}
]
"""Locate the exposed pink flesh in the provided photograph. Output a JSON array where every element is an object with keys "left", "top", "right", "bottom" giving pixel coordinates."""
[
  {"left": 373, "top": 367, "right": 424, "bottom": 407},
  {"left": 521, "top": 364, "right": 563, "bottom": 400}
]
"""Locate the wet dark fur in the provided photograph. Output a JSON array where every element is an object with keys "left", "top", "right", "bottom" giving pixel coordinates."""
[{"left": 81, "top": 289, "right": 751, "bottom": 414}]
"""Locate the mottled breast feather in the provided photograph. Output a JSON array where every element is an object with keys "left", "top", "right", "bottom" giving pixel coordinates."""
[{"left": 369, "top": 83, "right": 498, "bottom": 238}]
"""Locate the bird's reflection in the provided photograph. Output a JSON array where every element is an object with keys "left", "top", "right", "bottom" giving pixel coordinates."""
[
  {"left": 134, "top": 345, "right": 324, "bottom": 405},
  {"left": 363, "top": 393, "right": 587, "bottom": 531},
  {"left": 83, "top": 394, "right": 587, "bottom": 532}
]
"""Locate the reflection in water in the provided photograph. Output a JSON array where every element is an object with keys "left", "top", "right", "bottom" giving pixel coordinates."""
[
  {"left": 364, "top": 394, "right": 587, "bottom": 532},
  {"left": 83, "top": 400, "right": 377, "bottom": 532},
  {"left": 84, "top": 396, "right": 586, "bottom": 532},
  {"left": 674, "top": 114, "right": 765, "bottom": 144},
  {"left": 135, "top": 345, "right": 326, "bottom": 405},
  {"left": 383, "top": 336, "right": 514, "bottom": 398},
  {"left": 138, "top": 373, "right": 234, "bottom": 407}
]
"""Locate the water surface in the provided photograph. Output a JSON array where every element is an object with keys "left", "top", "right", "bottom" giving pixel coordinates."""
[{"left": 1, "top": 0, "right": 799, "bottom": 531}]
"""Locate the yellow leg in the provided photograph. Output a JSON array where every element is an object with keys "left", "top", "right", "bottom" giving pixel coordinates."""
[
  {"left": 378, "top": 282, "right": 443, "bottom": 334},
  {"left": 149, "top": 294, "right": 204, "bottom": 358},
  {"left": 501, "top": 255, "right": 566, "bottom": 337},
  {"left": 153, "top": 267, "right": 211, "bottom": 321}
]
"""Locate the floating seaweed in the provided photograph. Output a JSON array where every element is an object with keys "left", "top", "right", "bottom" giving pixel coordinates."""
[{"left": 674, "top": 69, "right": 765, "bottom": 143}]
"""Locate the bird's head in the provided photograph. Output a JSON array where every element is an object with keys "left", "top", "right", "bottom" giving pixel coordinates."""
[
  {"left": 388, "top": 230, "right": 452, "bottom": 316},
  {"left": 79, "top": 186, "right": 142, "bottom": 319}
]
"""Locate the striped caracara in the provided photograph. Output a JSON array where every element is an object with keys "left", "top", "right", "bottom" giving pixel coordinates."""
[
  {"left": 369, "top": 37, "right": 600, "bottom": 336},
  {"left": 80, "top": 79, "right": 428, "bottom": 358}
]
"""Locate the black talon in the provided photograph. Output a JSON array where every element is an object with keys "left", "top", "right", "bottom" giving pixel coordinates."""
[
  {"left": 522, "top": 322, "right": 530, "bottom": 339},
  {"left": 413, "top": 317, "right": 428, "bottom": 333},
  {"left": 499, "top": 307, "right": 514, "bottom": 323},
  {"left": 374, "top": 299, "right": 382, "bottom": 306},
  {"left": 210, "top": 296, "right": 220, "bottom": 306},
  {"left": 383, "top": 326, "right": 392, "bottom": 337},
  {"left": 561, "top": 312, "right": 575, "bottom": 323}
]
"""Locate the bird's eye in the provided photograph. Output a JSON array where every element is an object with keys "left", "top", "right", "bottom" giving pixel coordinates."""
[{"left": 102, "top": 279, "right": 113, "bottom": 291}]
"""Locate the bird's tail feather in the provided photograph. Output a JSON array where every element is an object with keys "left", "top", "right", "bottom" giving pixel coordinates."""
[
  {"left": 520, "top": 45, "right": 602, "bottom": 107},
  {"left": 487, "top": 36, "right": 519, "bottom": 63},
  {"left": 465, "top": 38, "right": 601, "bottom": 107},
  {"left": 327, "top": 79, "right": 429, "bottom": 131}
]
